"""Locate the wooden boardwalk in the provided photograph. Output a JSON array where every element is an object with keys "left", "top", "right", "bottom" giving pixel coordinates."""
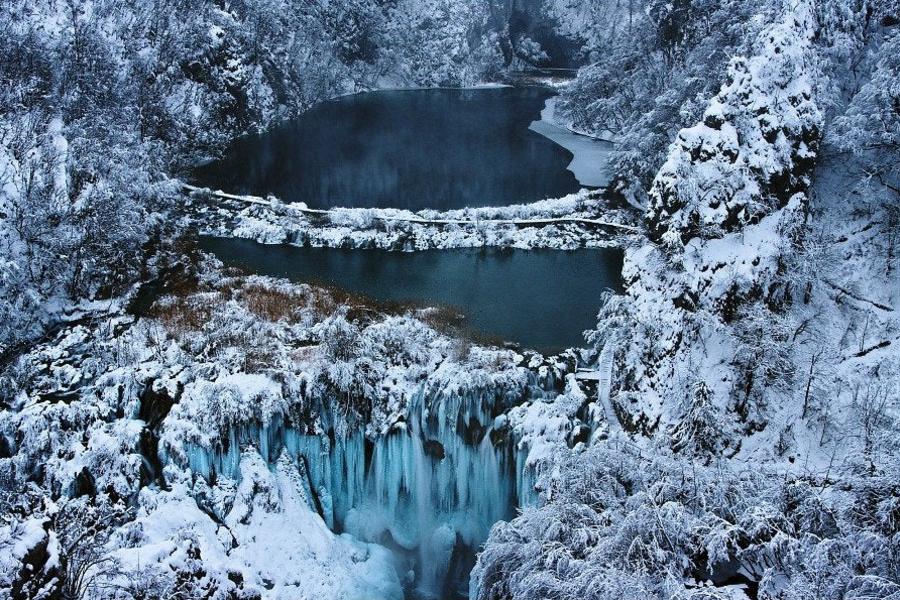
[{"left": 575, "top": 340, "right": 620, "bottom": 432}]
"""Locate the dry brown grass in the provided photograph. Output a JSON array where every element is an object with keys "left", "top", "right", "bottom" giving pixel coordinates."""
[
  {"left": 241, "top": 284, "right": 305, "bottom": 322},
  {"left": 146, "top": 294, "right": 218, "bottom": 336},
  {"left": 415, "top": 305, "right": 509, "bottom": 350},
  {"left": 415, "top": 305, "right": 465, "bottom": 333}
]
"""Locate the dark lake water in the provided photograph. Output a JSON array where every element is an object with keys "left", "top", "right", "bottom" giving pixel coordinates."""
[
  {"left": 200, "top": 236, "right": 623, "bottom": 353},
  {"left": 194, "top": 87, "right": 581, "bottom": 210}
]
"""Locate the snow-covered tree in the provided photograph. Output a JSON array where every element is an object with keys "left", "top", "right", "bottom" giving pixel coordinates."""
[{"left": 669, "top": 381, "right": 727, "bottom": 459}]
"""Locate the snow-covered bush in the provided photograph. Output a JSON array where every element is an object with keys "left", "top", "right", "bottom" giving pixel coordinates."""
[
  {"left": 474, "top": 443, "right": 900, "bottom": 600},
  {"left": 584, "top": 0, "right": 829, "bottom": 443},
  {"left": 646, "top": 1, "right": 822, "bottom": 245}
]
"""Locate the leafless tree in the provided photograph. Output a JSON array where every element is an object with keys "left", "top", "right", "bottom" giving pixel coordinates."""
[
  {"left": 51, "top": 496, "right": 131, "bottom": 600},
  {"left": 850, "top": 376, "right": 898, "bottom": 472}
]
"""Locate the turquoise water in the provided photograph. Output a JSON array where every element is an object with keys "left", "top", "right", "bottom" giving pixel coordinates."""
[{"left": 200, "top": 236, "right": 622, "bottom": 353}]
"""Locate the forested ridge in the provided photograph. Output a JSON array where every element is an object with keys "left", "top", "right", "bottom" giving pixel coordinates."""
[{"left": 476, "top": 1, "right": 900, "bottom": 598}]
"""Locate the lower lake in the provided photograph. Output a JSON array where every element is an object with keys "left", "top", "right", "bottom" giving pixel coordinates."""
[{"left": 200, "top": 236, "right": 623, "bottom": 353}]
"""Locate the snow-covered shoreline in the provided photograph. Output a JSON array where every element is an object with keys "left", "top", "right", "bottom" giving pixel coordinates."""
[
  {"left": 186, "top": 185, "right": 638, "bottom": 251},
  {"left": 184, "top": 85, "right": 640, "bottom": 252},
  {"left": 528, "top": 96, "right": 615, "bottom": 188},
  {"left": 185, "top": 83, "right": 640, "bottom": 252}
]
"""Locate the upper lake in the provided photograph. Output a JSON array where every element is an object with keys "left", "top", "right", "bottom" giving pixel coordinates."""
[{"left": 193, "top": 87, "right": 582, "bottom": 210}]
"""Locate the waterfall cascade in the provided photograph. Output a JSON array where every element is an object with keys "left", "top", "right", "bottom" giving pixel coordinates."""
[{"left": 173, "top": 373, "right": 559, "bottom": 599}]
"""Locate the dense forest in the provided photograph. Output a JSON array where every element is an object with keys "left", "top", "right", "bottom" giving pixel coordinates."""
[{"left": 1, "top": 0, "right": 899, "bottom": 599}]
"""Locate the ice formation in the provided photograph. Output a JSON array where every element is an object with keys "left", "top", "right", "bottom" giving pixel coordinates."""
[{"left": 167, "top": 377, "right": 560, "bottom": 598}]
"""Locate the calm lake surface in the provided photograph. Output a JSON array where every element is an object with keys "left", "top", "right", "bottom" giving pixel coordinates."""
[
  {"left": 200, "top": 236, "right": 623, "bottom": 353},
  {"left": 194, "top": 87, "right": 581, "bottom": 210}
]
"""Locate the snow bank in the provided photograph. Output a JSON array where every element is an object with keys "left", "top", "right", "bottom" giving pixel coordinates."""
[
  {"left": 188, "top": 187, "right": 637, "bottom": 251},
  {"left": 529, "top": 97, "right": 614, "bottom": 188}
]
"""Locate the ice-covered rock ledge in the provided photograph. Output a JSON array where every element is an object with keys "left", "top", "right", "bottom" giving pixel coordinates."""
[{"left": 183, "top": 185, "right": 639, "bottom": 251}]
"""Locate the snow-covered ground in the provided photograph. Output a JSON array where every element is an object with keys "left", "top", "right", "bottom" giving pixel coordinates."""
[
  {"left": 528, "top": 97, "right": 614, "bottom": 188},
  {"left": 189, "top": 187, "right": 637, "bottom": 251},
  {"left": 120, "top": 467, "right": 405, "bottom": 600}
]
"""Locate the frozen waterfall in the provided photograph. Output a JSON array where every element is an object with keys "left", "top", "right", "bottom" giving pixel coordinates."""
[{"left": 173, "top": 379, "right": 555, "bottom": 599}]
